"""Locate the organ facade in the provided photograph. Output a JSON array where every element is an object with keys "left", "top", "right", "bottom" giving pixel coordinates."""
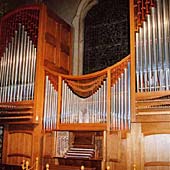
[{"left": 0, "top": 1, "right": 170, "bottom": 170}]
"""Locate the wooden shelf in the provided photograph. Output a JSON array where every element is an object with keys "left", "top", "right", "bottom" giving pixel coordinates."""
[
  {"left": 136, "top": 114, "right": 170, "bottom": 123},
  {"left": 136, "top": 90, "right": 170, "bottom": 100},
  {"left": 0, "top": 120, "right": 39, "bottom": 127}
]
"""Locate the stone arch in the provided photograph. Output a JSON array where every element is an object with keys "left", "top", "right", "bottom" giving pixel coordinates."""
[{"left": 72, "top": 0, "right": 98, "bottom": 75}]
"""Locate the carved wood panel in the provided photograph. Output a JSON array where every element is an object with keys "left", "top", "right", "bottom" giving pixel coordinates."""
[
  {"left": 7, "top": 131, "right": 33, "bottom": 164},
  {"left": 144, "top": 134, "right": 170, "bottom": 170},
  {"left": 44, "top": 12, "right": 72, "bottom": 75}
]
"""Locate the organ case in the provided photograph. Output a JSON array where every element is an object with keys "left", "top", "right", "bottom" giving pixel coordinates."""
[
  {"left": 131, "top": 0, "right": 170, "bottom": 122},
  {"left": 42, "top": 55, "right": 131, "bottom": 170},
  {"left": 0, "top": 4, "right": 72, "bottom": 122},
  {"left": 0, "top": 3, "right": 72, "bottom": 165}
]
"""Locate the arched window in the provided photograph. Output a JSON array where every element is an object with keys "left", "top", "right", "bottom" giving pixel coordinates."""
[{"left": 72, "top": 0, "right": 129, "bottom": 75}]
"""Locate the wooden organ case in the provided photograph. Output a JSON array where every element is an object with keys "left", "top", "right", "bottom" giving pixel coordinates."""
[
  {"left": 0, "top": 4, "right": 72, "bottom": 166},
  {"left": 2, "top": 0, "right": 170, "bottom": 170},
  {"left": 129, "top": 0, "right": 170, "bottom": 170},
  {"left": 42, "top": 55, "right": 131, "bottom": 170}
]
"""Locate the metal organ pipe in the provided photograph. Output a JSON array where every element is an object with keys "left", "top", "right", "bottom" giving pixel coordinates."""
[
  {"left": 146, "top": 13, "right": 152, "bottom": 91},
  {"left": 60, "top": 79, "right": 107, "bottom": 124},
  {"left": 135, "top": 0, "right": 170, "bottom": 92},
  {"left": 43, "top": 75, "right": 58, "bottom": 130},
  {"left": 110, "top": 62, "right": 131, "bottom": 130},
  {"left": 162, "top": 0, "right": 170, "bottom": 90},
  {"left": 0, "top": 23, "right": 37, "bottom": 102},
  {"left": 143, "top": 20, "right": 148, "bottom": 91},
  {"left": 139, "top": 27, "right": 144, "bottom": 92},
  {"left": 43, "top": 56, "right": 130, "bottom": 131},
  {"left": 127, "top": 62, "right": 131, "bottom": 128}
]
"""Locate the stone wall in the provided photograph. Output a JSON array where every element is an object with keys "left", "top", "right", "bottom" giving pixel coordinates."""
[{"left": 46, "top": 0, "right": 81, "bottom": 25}]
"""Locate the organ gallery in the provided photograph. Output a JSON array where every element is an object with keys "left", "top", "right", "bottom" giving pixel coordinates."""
[{"left": 0, "top": 0, "right": 170, "bottom": 170}]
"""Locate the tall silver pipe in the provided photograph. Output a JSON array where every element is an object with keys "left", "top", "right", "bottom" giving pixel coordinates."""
[
  {"left": 61, "top": 80, "right": 65, "bottom": 123},
  {"left": 3, "top": 47, "right": 8, "bottom": 102},
  {"left": 20, "top": 31, "right": 27, "bottom": 100},
  {"left": 146, "top": 14, "right": 153, "bottom": 91},
  {"left": 5, "top": 43, "right": 11, "bottom": 102},
  {"left": 143, "top": 20, "right": 149, "bottom": 91},
  {"left": 43, "top": 76, "right": 48, "bottom": 129},
  {"left": 136, "top": 32, "right": 140, "bottom": 92},
  {"left": 32, "top": 47, "right": 36, "bottom": 98},
  {"left": 155, "top": 1, "right": 163, "bottom": 91},
  {"left": 5, "top": 45, "right": 10, "bottom": 102},
  {"left": 121, "top": 73, "right": 124, "bottom": 129},
  {"left": 7, "top": 38, "right": 14, "bottom": 102},
  {"left": 136, "top": 0, "right": 170, "bottom": 92},
  {"left": 0, "top": 23, "right": 37, "bottom": 103},
  {"left": 139, "top": 27, "right": 144, "bottom": 92},
  {"left": 124, "top": 66, "right": 128, "bottom": 129},
  {"left": 29, "top": 44, "right": 35, "bottom": 99},
  {"left": 118, "top": 77, "right": 121, "bottom": 129},
  {"left": 48, "top": 82, "right": 51, "bottom": 129},
  {"left": 127, "top": 62, "right": 131, "bottom": 128},
  {"left": 17, "top": 25, "right": 25, "bottom": 101},
  {"left": 27, "top": 40, "right": 32, "bottom": 100},
  {"left": 1, "top": 55, "right": 5, "bottom": 102},
  {"left": 23, "top": 36, "right": 30, "bottom": 100},
  {"left": 162, "top": 0, "right": 170, "bottom": 90},
  {"left": 113, "top": 84, "right": 116, "bottom": 129},
  {"left": 14, "top": 23, "right": 21, "bottom": 101},
  {"left": 60, "top": 80, "right": 108, "bottom": 124},
  {"left": 163, "top": 0, "right": 169, "bottom": 65},
  {"left": 54, "top": 91, "right": 58, "bottom": 127},
  {"left": 104, "top": 80, "right": 107, "bottom": 122},
  {"left": 10, "top": 31, "right": 18, "bottom": 101},
  {"left": 1, "top": 53, "right": 5, "bottom": 102}
]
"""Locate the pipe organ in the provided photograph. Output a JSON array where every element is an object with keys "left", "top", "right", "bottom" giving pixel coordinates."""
[
  {"left": 135, "top": 0, "right": 170, "bottom": 92},
  {"left": 0, "top": 4, "right": 72, "bottom": 166},
  {"left": 43, "top": 56, "right": 131, "bottom": 131},
  {"left": 43, "top": 75, "right": 58, "bottom": 130},
  {"left": 133, "top": 0, "right": 170, "bottom": 117},
  {"left": 0, "top": 8, "right": 39, "bottom": 102},
  {"left": 0, "top": 4, "right": 72, "bottom": 122},
  {"left": 61, "top": 77, "right": 107, "bottom": 124},
  {"left": 130, "top": 1, "right": 170, "bottom": 168},
  {"left": 110, "top": 62, "right": 131, "bottom": 130},
  {"left": 3, "top": 1, "right": 170, "bottom": 169},
  {"left": 42, "top": 56, "right": 130, "bottom": 170}
]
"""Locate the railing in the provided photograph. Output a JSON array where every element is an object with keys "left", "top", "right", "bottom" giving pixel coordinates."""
[{"left": 43, "top": 55, "right": 131, "bottom": 131}]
